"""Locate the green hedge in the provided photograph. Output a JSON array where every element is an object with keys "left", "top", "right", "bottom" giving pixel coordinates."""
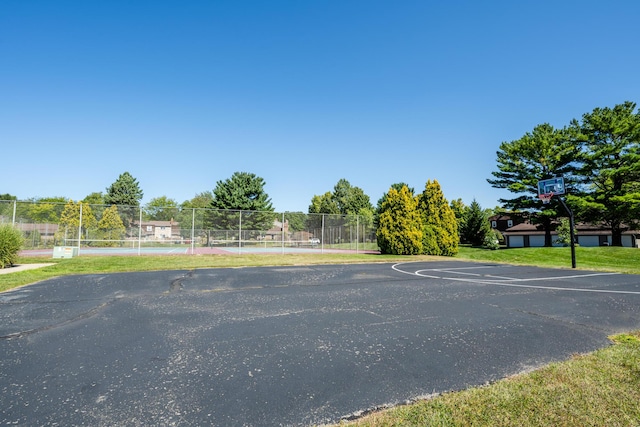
[{"left": 0, "top": 223, "right": 23, "bottom": 268}]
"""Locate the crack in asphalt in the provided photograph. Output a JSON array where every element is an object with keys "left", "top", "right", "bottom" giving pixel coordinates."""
[
  {"left": 0, "top": 299, "right": 118, "bottom": 341},
  {"left": 167, "top": 270, "right": 194, "bottom": 293}
]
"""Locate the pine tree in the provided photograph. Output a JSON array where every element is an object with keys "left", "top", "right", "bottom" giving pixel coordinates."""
[
  {"left": 207, "top": 172, "right": 275, "bottom": 234},
  {"left": 575, "top": 101, "right": 640, "bottom": 246},
  {"left": 376, "top": 185, "right": 422, "bottom": 255},
  {"left": 105, "top": 172, "right": 143, "bottom": 229},
  {"left": 417, "top": 180, "right": 458, "bottom": 256},
  {"left": 487, "top": 123, "right": 579, "bottom": 246},
  {"left": 462, "top": 199, "right": 491, "bottom": 247},
  {"left": 105, "top": 172, "right": 143, "bottom": 206}
]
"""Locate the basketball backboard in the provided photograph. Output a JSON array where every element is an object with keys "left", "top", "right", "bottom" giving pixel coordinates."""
[{"left": 537, "top": 177, "right": 565, "bottom": 196}]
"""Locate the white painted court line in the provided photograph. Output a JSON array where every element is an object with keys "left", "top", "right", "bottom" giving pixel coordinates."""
[{"left": 391, "top": 263, "right": 640, "bottom": 295}]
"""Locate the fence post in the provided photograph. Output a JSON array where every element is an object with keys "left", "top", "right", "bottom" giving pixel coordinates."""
[
  {"left": 78, "top": 203, "right": 83, "bottom": 255},
  {"left": 282, "top": 212, "right": 285, "bottom": 255},
  {"left": 239, "top": 210, "right": 242, "bottom": 254},
  {"left": 356, "top": 215, "right": 359, "bottom": 254},
  {"left": 191, "top": 208, "right": 195, "bottom": 255},
  {"left": 321, "top": 214, "right": 325, "bottom": 254},
  {"left": 12, "top": 200, "right": 16, "bottom": 225},
  {"left": 137, "top": 207, "right": 142, "bottom": 256}
]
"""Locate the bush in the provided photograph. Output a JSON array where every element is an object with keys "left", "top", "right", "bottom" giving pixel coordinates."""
[
  {"left": 0, "top": 223, "right": 23, "bottom": 268},
  {"left": 483, "top": 229, "right": 502, "bottom": 250}
]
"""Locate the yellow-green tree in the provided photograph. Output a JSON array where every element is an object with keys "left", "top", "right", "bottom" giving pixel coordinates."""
[
  {"left": 56, "top": 200, "right": 97, "bottom": 242},
  {"left": 376, "top": 185, "right": 423, "bottom": 255},
  {"left": 417, "top": 180, "right": 459, "bottom": 256},
  {"left": 97, "top": 205, "right": 126, "bottom": 245}
]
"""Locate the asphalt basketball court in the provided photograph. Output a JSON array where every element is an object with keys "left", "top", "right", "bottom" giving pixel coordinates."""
[{"left": 1, "top": 260, "right": 639, "bottom": 426}]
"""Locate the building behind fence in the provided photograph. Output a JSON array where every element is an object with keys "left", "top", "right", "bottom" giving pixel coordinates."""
[{"left": 0, "top": 200, "right": 378, "bottom": 254}]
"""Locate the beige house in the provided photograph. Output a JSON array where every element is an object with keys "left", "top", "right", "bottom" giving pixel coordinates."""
[
  {"left": 135, "top": 220, "right": 181, "bottom": 240},
  {"left": 263, "top": 219, "right": 289, "bottom": 240}
]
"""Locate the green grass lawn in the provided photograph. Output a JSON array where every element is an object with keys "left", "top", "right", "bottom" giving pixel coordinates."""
[
  {"left": 3, "top": 247, "right": 640, "bottom": 426},
  {"left": 457, "top": 245, "right": 640, "bottom": 274}
]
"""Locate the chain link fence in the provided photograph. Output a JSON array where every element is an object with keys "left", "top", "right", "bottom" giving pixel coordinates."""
[{"left": 0, "top": 200, "right": 378, "bottom": 255}]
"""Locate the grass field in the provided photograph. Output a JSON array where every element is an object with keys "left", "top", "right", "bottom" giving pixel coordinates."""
[
  {"left": 3, "top": 246, "right": 640, "bottom": 426},
  {"left": 457, "top": 245, "right": 640, "bottom": 274}
]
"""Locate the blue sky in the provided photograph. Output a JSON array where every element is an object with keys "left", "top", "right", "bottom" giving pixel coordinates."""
[{"left": 2, "top": 1, "right": 639, "bottom": 212}]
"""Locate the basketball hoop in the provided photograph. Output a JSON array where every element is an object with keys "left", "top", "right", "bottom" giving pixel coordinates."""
[{"left": 539, "top": 192, "right": 553, "bottom": 204}]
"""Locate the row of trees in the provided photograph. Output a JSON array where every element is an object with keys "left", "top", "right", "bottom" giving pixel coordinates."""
[
  {"left": 488, "top": 101, "right": 640, "bottom": 246},
  {"left": 7, "top": 100, "right": 635, "bottom": 251},
  {"left": 56, "top": 202, "right": 127, "bottom": 245},
  {"left": 1, "top": 173, "right": 380, "bottom": 244},
  {"left": 4, "top": 172, "right": 465, "bottom": 253}
]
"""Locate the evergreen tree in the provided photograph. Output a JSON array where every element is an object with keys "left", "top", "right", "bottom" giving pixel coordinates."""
[
  {"left": 487, "top": 123, "right": 580, "bottom": 246},
  {"left": 417, "top": 180, "right": 458, "bottom": 256},
  {"left": 462, "top": 199, "right": 491, "bottom": 246},
  {"left": 376, "top": 185, "right": 422, "bottom": 255},
  {"left": 207, "top": 172, "right": 275, "bottom": 234},
  {"left": 105, "top": 172, "right": 144, "bottom": 207},
  {"left": 449, "top": 198, "right": 467, "bottom": 242},
  {"left": 104, "top": 172, "right": 143, "bottom": 229},
  {"left": 376, "top": 183, "right": 414, "bottom": 212},
  {"left": 555, "top": 218, "right": 576, "bottom": 247},
  {"left": 573, "top": 101, "right": 640, "bottom": 246}
]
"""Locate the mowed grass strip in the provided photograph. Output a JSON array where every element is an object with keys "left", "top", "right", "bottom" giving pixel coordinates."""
[
  {"left": 340, "top": 332, "right": 640, "bottom": 427},
  {"left": 457, "top": 246, "right": 640, "bottom": 274}
]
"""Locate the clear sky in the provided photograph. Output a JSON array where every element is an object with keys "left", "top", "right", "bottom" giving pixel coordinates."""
[{"left": 2, "top": 1, "right": 639, "bottom": 212}]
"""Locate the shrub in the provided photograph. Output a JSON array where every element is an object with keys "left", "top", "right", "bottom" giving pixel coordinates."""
[
  {"left": 0, "top": 223, "right": 24, "bottom": 268},
  {"left": 483, "top": 229, "right": 502, "bottom": 250},
  {"left": 556, "top": 218, "right": 576, "bottom": 247}
]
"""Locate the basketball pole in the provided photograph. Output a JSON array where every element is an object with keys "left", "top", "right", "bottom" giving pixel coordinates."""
[{"left": 557, "top": 197, "right": 577, "bottom": 268}]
